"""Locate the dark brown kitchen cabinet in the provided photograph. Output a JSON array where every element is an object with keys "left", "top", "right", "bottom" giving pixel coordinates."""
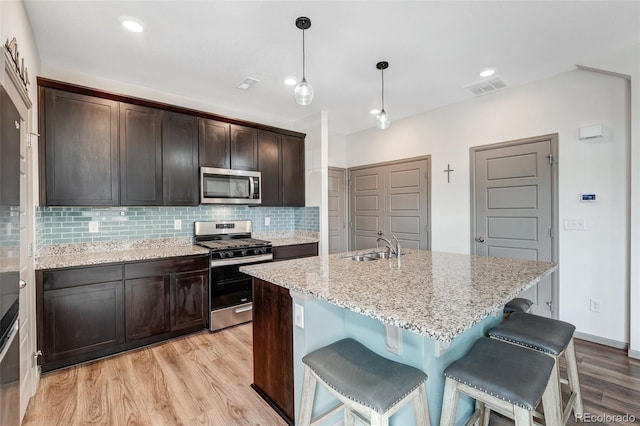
[
  {"left": 124, "top": 255, "right": 209, "bottom": 340},
  {"left": 257, "top": 130, "right": 282, "bottom": 206},
  {"left": 125, "top": 276, "right": 171, "bottom": 340},
  {"left": 257, "top": 131, "right": 306, "bottom": 207},
  {"left": 272, "top": 242, "right": 318, "bottom": 261},
  {"left": 252, "top": 278, "right": 294, "bottom": 423},
  {"left": 199, "top": 118, "right": 230, "bottom": 168},
  {"left": 0, "top": 87, "right": 20, "bottom": 205},
  {"left": 230, "top": 124, "right": 258, "bottom": 171},
  {"left": 120, "top": 103, "right": 163, "bottom": 206},
  {"left": 38, "top": 265, "right": 125, "bottom": 371},
  {"left": 37, "top": 254, "right": 208, "bottom": 371},
  {"left": 163, "top": 112, "right": 199, "bottom": 205},
  {"left": 40, "top": 87, "right": 119, "bottom": 206}
]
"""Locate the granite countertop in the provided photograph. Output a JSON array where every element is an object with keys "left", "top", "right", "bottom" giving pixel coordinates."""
[
  {"left": 35, "top": 238, "right": 209, "bottom": 270},
  {"left": 253, "top": 231, "right": 319, "bottom": 247},
  {"left": 240, "top": 248, "right": 557, "bottom": 343}
]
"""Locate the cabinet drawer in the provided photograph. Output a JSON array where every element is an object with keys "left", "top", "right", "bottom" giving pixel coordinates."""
[
  {"left": 272, "top": 243, "right": 318, "bottom": 261},
  {"left": 125, "top": 255, "right": 209, "bottom": 279},
  {"left": 43, "top": 264, "right": 123, "bottom": 291}
]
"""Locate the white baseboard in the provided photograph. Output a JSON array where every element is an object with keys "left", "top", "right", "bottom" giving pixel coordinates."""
[
  {"left": 574, "top": 331, "right": 628, "bottom": 350},
  {"left": 628, "top": 348, "right": 640, "bottom": 360}
]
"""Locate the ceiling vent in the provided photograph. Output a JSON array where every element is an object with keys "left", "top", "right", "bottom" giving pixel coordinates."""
[
  {"left": 463, "top": 75, "right": 509, "bottom": 96},
  {"left": 236, "top": 77, "right": 259, "bottom": 90}
]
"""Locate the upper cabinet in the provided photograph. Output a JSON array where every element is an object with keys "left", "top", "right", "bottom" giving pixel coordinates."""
[
  {"left": 164, "top": 112, "right": 199, "bottom": 206},
  {"left": 38, "top": 79, "right": 305, "bottom": 207},
  {"left": 119, "top": 103, "right": 163, "bottom": 206},
  {"left": 230, "top": 124, "right": 258, "bottom": 171},
  {"left": 40, "top": 88, "right": 119, "bottom": 206},
  {"left": 257, "top": 131, "right": 305, "bottom": 207},
  {"left": 198, "top": 118, "right": 230, "bottom": 169}
]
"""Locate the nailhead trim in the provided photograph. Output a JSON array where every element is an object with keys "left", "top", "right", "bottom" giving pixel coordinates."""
[
  {"left": 309, "top": 367, "right": 428, "bottom": 415},
  {"left": 487, "top": 333, "right": 562, "bottom": 355}
]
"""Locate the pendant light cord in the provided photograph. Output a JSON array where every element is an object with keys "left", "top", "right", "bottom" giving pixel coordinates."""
[
  {"left": 302, "top": 29, "right": 306, "bottom": 79},
  {"left": 381, "top": 67, "right": 385, "bottom": 110}
]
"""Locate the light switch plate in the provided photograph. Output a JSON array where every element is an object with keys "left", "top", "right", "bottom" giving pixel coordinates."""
[
  {"left": 264, "top": 217, "right": 271, "bottom": 226},
  {"left": 88, "top": 221, "right": 99, "bottom": 233},
  {"left": 564, "top": 218, "right": 586, "bottom": 230},
  {"left": 174, "top": 219, "right": 182, "bottom": 230}
]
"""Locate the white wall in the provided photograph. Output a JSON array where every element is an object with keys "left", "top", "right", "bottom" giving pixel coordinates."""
[
  {"left": 344, "top": 69, "right": 630, "bottom": 344},
  {"left": 579, "top": 44, "right": 640, "bottom": 358}
]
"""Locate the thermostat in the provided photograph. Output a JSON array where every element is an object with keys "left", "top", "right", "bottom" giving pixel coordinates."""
[{"left": 580, "top": 194, "right": 596, "bottom": 202}]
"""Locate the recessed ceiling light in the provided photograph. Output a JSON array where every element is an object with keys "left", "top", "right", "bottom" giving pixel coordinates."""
[
  {"left": 236, "top": 77, "right": 259, "bottom": 90},
  {"left": 369, "top": 108, "right": 381, "bottom": 115},
  {"left": 284, "top": 78, "right": 297, "bottom": 86},
  {"left": 479, "top": 68, "right": 496, "bottom": 78},
  {"left": 120, "top": 17, "right": 144, "bottom": 33}
]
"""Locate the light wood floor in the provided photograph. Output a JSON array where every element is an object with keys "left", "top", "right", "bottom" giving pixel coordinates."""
[
  {"left": 22, "top": 324, "right": 286, "bottom": 426},
  {"left": 23, "top": 327, "right": 639, "bottom": 426}
]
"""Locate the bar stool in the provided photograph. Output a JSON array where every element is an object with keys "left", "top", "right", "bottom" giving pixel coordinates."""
[
  {"left": 488, "top": 312, "right": 583, "bottom": 424},
  {"left": 440, "top": 337, "right": 563, "bottom": 426},
  {"left": 298, "top": 338, "right": 430, "bottom": 426},
  {"left": 503, "top": 297, "right": 533, "bottom": 316}
]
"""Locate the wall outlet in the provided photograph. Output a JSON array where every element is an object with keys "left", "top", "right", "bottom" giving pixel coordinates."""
[
  {"left": 264, "top": 217, "right": 271, "bottom": 226},
  {"left": 564, "top": 218, "right": 586, "bottom": 230},
  {"left": 174, "top": 219, "right": 182, "bottom": 230},
  {"left": 590, "top": 298, "right": 601, "bottom": 313},
  {"left": 88, "top": 221, "right": 99, "bottom": 233},
  {"left": 294, "top": 303, "right": 304, "bottom": 328}
]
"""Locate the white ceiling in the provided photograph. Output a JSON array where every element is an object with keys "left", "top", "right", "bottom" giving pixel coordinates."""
[{"left": 23, "top": 1, "right": 640, "bottom": 135}]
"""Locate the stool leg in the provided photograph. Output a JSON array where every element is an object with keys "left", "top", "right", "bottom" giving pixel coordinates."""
[
  {"left": 298, "top": 366, "right": 317, "bottom": 426},
  {"left": 512, "top": 407, "right": 533, "bottom": 426},
  {"left": 474, "top": 400, "right": 485, "bottom": 426},
  {"left": 541, "top": 362, "right": 563, "bottom": 426},
  {"left": 370, "top": 411, "right": 389, "bottom": 426},
  {"left": 565, "top": 338, "right": 584, "bottom": 416},
  {"left": 412, "top": 383, "right": 431, "bottom": 426},
  {"left": 344, "top": 407, "right": 355, "bottom": 426},
  {"left": 439, "top": 378, "right": 459, "bottom": 426}
]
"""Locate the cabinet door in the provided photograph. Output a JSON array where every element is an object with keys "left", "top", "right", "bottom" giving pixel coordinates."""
[
  {"left": 171, "top": 270, "right": 208, "bottom": 330},
  {"left": 120, "top": 103, "right": 163, "bottom": 206},
  {"left": 42, "top": 281, "right": 124, "bottom": 362},
  {"left": 257, "top": 130, "right": 282, "bottom": 206},
  {"left": 124, "top": 276, "right": 171, "bottom": 340},
  {"left": 1, "top": 88, "right": 20, "bottom": 205},
  {"left": 41, "top": 88, "right": 119, "bottom": 206},
  {"left": 163, "top": 112, "right": 199, "bottom": 206},
  {"left": 281, "top": 135, "right": 305, "bottom": 206},
  {"left": 230, "top": 124, "right": 258, "bottom": 171},
  {"left": 199, "top": 118, "right": 230, "bottom": 168}
]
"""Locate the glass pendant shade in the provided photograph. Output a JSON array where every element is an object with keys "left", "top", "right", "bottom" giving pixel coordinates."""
[
  {"left": 376, "top": 109, "right": 390, "bottom": 129},
  {"left": 295, "top": 77, "right": 314, "bottom": 105}
]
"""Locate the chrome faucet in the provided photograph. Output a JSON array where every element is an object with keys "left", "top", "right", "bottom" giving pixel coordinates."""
[{"left": 377, "top": 233, "right": 401, "bottom": 258}]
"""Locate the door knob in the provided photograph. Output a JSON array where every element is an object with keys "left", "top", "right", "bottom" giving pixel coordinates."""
[
  {"left": 475, "top": 236, "right": 485, "bottom": 243},
  {"left": 377, "top": 231, "right": 383, "bottom": 236},
  {"left": 19, "top": 279, "right": 27, "bottom": 289}
]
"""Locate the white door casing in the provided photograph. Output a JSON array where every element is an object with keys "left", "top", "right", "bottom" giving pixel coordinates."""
[{"left": 328, "top": 167, "right": 347, "bottom": 254}]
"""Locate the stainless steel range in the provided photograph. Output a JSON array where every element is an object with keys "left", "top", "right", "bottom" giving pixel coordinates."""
[{"left": 194, "top": 220, "right": 272, "bottom": 332}]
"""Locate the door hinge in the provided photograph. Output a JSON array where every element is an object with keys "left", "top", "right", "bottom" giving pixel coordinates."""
[
  {"left": 549, "top": 228, "right": 554, "bottom": 238},
  {"left": 34, "top": 350, "right": 43, "bottom": 365},
  {"left": 546, "top": 301, "right": 553, "bottom": 313},
  {"left": 546, "top": 154, "right": 553, "bottom": 165}
]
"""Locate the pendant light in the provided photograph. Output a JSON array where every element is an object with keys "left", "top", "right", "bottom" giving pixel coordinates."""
[
  {"left": 294, "top": 17, "right": 313, "bottom": 105},
  {"left": 376, "top": 61, "right": 390, "bottom": 129}
]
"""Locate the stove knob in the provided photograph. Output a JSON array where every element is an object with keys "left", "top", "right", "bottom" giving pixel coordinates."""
[
  {"left": 241, "top": 249, "right": 247, "bottom": 256},
  {"left": 260, "top": 247, "right": 267, "bottom": 254},
  {"left": 219, "top": 252, "right": 226, "bottom": 258},
  {"left": 227, "top": 251, "right": 234, "bottom": 257},
  {"left": 253, "top": 248, "right": 260, "bottom": 255}
]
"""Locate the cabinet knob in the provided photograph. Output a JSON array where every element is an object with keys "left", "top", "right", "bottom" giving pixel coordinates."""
[{"left": 19, "top": 279, "right": 27, "bottom": 289}]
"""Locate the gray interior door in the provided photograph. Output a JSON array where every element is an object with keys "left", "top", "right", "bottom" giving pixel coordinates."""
[
  {"left": 350, "top": 157, "right": 430, "bottom": 251},
  {"left": 328, "top": 168, "right": 347, "bottom": 254},
  {"left": 472, "top": 136, "right": 556, "bottom": 316}
]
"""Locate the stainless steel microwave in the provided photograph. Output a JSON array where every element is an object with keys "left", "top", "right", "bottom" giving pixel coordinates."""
[{"left": 200, "top": 167, "right": 261, "bottom": 205}]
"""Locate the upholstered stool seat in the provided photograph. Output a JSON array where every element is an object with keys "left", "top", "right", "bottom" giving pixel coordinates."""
[
  {"left": 504, "top": 297, "right": 533, "bottom": 314},
  {"left": 488, "top": 312, "right": 583, "bottom": 424},
  {"left": 440, "top": 337, "right": 563, "bottom": 426},
  {"left": 298, "top": 338, "right": 430, "bottom": 426}
]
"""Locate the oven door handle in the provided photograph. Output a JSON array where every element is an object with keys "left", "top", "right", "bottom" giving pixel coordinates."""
[
  {"left": 210, "top": 254, "right": 273, "bottom": 267},
  {"left": 235, "top": 306, "right": 253, "bottom": 314}
]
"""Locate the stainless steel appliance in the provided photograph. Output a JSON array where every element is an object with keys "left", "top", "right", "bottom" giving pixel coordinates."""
[
  {"left": 200, "top": 167, "right": 261, "bottom": 205},
  {"left": 194, "top": 220, "right": 272, "bottom": 331}
]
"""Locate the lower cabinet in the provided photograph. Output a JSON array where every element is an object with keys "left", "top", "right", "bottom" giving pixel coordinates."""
[
  {"left": 37, "top": 254, "right": 209, "bottom": 371},
  {"left": 272, "top": 242, "right": 318, "bottom": 261}
]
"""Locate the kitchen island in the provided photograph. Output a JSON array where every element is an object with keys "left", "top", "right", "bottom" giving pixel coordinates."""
[{"left": 240, "top": 249, "right": 557, "bottom": 425}]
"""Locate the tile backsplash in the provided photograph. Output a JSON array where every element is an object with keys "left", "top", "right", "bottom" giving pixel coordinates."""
[{"left": 36, "top": 205, "right": 319, "bottom": 250}]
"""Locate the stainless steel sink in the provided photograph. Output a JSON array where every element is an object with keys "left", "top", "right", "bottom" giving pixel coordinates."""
[
  {"left": 343, "top": 251, "right": 393, "bottom": 261},
  {"left": 348, "top": 255, "right": 377, "bottom": 262}
]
